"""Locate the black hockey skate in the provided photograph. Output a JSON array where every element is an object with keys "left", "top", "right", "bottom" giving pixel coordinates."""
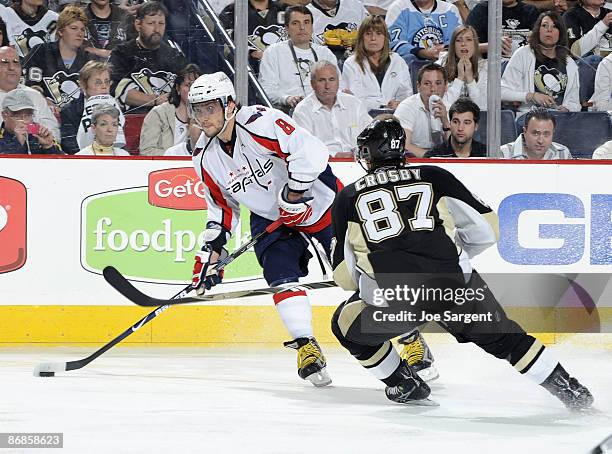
[
  {"left": 398, "top": 330, "right": 439, "bottom": 382},
  {"left": 541, "top": 363, "right": 594, "bottom": 411},
  {"left": 284, "top": 337, "right": 332, "bottom": 387},
  {"left": 385, "top": 360, "right": 437, "bottom": 406}
]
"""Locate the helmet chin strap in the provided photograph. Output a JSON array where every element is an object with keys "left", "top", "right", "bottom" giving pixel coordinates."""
[{"left": 218, "top": 103, "right": 237, "bottom": 137}]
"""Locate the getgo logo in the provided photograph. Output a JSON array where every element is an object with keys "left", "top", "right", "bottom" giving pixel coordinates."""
[
  {"left": 148, "top": 168, "right": 207, "bottom": 210},
  {"left": 0, "top": 176, "right": 27, "bottom": 274}
]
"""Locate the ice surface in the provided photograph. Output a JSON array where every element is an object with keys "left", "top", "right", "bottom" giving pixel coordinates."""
[{"left": 2, "top": 340, "right": 611, "bottom": 454}]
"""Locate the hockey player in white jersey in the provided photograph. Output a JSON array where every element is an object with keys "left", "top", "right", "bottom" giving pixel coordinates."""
[{"left": 188, "top": 72, "right": 343, "bottom": 387}]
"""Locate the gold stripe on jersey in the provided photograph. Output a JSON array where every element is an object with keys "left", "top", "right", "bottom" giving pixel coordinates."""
[
  {"left": 337, "top": 298, "right": 368, "bottom": 337},
  {"left": 513, "top": 339, "right": 545, "bottom": 373},
  {"left": 359, "top": 341, "right": 394, "bottom": 368},
  {"left": 347, "top": 221, "right": 374, "bottom": 275},
  {"left": 333, "top": 260, "right": 358, "bottom": 291},
  {"left": 482, "top": 211, "right": 500, "bottom": 242}
]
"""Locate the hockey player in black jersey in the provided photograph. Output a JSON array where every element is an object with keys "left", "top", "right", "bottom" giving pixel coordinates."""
[{"left": 330, "top": 116, "right": 594, "bottom": 409}]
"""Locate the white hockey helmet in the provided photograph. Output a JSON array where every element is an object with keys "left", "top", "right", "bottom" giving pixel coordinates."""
[{"left": 188, "top": 72, "right": 236, "bottom": 108}]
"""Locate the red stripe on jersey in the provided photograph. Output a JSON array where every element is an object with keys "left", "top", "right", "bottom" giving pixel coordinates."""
[
  {"left": 249, "top": 133, "right": 289, "bottom": 160},
  {"left": 296, "top": 207, "right": 332, "bottom": 234},
  {"left": 336, "top": 178, "right": 344, "bottom": 192},
  {"left": 273, "top": 290, "right": 307, "bottom": 305},
  {"left": 201, "top": 167, "right": 233, "bottom": 232}
]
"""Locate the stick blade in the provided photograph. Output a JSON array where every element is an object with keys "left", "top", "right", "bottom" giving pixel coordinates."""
[{"left": 103, "top": 266, "right": 198, "bottom": 307}]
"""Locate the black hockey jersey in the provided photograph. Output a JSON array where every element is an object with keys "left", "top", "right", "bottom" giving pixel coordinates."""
[
  {"left": 0, "top": 3, "right": 58, "bottom": 58},
  {"left": 331, "top": 165, "right": 499, "bottom": 291},
  {"left": 109, "top": 39, "right": 188, "bottom": 107},
  {"left": 563, "top": 5, "right": 612, "bottom": 57},
  {"left": 220, "top": 1, "right": 286, "bottom": 52},
  {"left": 23, "top": 42, "right": 92, "bottom": 108}
]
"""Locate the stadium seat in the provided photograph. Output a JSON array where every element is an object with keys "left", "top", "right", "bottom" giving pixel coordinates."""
[
  {"left": 552, "top": 112, "right": 612, "bottom": 158},
  {"left": 123, "top": 113, "right": 147, "bottom": 155},
  {"left": 473, "top": 110, "right": 518, "bottom": 147}
]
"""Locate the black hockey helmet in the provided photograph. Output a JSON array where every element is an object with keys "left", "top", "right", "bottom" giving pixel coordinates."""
[{"left": 356, "top": 117, "right": 405, "bottom": 168}]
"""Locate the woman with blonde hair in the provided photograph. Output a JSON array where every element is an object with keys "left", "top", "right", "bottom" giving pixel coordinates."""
[
  {"left": 341, "top": 15, "right": 412, "bottom": 111},
  {"left": 23, "top": 5, "right": 92, "bottom": 109},
  {"left": 439, "top": 25, "right": 488, "bottom": 110}
]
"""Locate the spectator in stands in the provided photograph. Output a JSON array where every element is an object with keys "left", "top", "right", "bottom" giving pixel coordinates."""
[
  {"left": 77, "top": 103, "right": 129, "bottom": 155},
  {"left": 117, "top": 0, "right": 144, "bottom": 16},
  {"left": 466, "top": 0, "right": 540, "bottom": 58},
  {"left": 341, "top": 15, "right": 413, "bottom": 111},
  {"left": 362, "top": 0, "right": 394, "bottom": 16},
  {"left": 293, "top": 60, "right": 371, "bottom": 156},
  {"left": 109, "top": 1, "right": 187, "bottom": 110},
  {"left": 60, "top": 60, "right": 125, "bottom": 154},
  {"left": 0, "top": 17, "right": 8, "bottom": 46},
  {"left": 0, "top": 0, "right": 59, "bottom": 58},
  {"left": 563, "top": 0, "right": 612, "bottom": 104},
  {"left": 590, "top": 50, "right": 612, "bottom": 110},
  {"left": 592, "top": 138, "right": 612, "bottom": 158},
  {"left": 164, "top": 121, "right": 202, "bottom": 156},
  {"left": 424, "top": 97, "right": 486, "bottom": 157},
  {"left": 0, "top": 88, "right": 62, "bottom": 154},
  {"left": 0, "top": 46, "right": 60, "bottom": 139},
  {"left": 23, "top": 6, "right": 92, "bottom": 109},
  {"left": 501, "top": 11, "right": 580, "bottom": 114},
  {"left": 220, "top": 0, "right": 286, "bottom": 72},
  {"left": 499, "top": 107, "right": 572, "bottom": 158},
  {"left": 82, "top": 0, "right": 129, "bottom": 60},
  {"left": 439, "top": 25, "right": 487, "bottom": 110},
  {"left": 139, "top": 63, "right": 202, "bottom": 156},
  {"left": 394, "top": 62, "right": 451, "bottom": 157},
  {"left": 385, "top": 0, "right": 462, "bottom": 65},
  {"left": 307, "top": 0, "right": 368, "bottom": 46},
  {"left": 564, "top": 0, "right": 612, "bottom": 58},
  {"left": 259, "top": 5, "right": 339, "bottom": 110}
]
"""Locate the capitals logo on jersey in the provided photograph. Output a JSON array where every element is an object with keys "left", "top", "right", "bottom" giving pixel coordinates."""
[
  {"left": 411, "top": 25, "right": 443, "bottom": 49},
  {"left": 227, "top": 159, "right": 274, "bottom": 194},
  {"left": 131, "top": 68, "right": 177, "bottom": 96},
  {"left": 14, "top": 26, "right": 55, "bottom": 58},
  {"left": 249, "top": 25, "right": 286, "bottom": 52},
  {"left": 43, "top": 71, "right": 81, "bottom": 107}
]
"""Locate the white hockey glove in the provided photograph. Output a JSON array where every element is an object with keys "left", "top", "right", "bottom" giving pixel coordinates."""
[
  {"left": 277, "top": 184, "right": 313, "bottom": 227},
  {"left": 192, "top": 245, "right": 228, "bottom": 295}
]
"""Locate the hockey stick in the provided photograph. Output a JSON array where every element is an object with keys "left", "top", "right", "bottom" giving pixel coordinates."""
[
  {"left": 33, "top": 219, "right": 283, "bottom": 377},
  {"left": 33, "top": 289, "right": 182, "bottom": 377},
  {"left": 104, "top": 266, "right": 337, "bottom": 307},
  {"left": 102, "top": 218, "right": 283, "bottom": 306}
]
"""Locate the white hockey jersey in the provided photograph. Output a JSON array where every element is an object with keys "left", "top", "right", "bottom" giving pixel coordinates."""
[
  {"left": 307, "top": 0, "right": 368, "bottom": 46},
  {"left": 0, "top": 4, "right": 58, "bottom": 58},
  {"left": 192, "top": 105, "right": 340, "bottom": 236}
]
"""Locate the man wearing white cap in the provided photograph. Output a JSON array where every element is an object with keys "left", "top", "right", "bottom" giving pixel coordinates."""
[{"left": 0, "top": 88, "right": 61, "bottom": 154}]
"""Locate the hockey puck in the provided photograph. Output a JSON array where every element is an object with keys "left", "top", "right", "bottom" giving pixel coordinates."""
[{"left": 38, "top": 371, "right": 55, "bottom": 377}]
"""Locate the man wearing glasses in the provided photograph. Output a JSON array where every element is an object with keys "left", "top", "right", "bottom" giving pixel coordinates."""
[
  {"left": 0, "top": 46, "right": 60, "bottom": 139},
  {"left": 0, "top": 88, "right": 61, "bottom": 154}
]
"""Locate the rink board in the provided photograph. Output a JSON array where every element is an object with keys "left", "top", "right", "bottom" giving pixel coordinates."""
[{"left": 1, "top": 156, "right": 612, "bottom": 344}]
